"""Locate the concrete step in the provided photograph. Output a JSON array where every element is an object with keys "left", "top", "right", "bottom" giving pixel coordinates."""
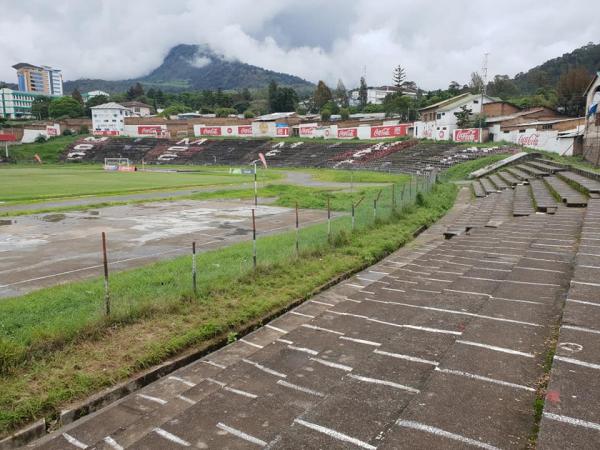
[
  {"left": 497, "top": 170, "right": 521, "bottom": 187},
  {"left": 515, "top": 163, "right": 550, "bottom": 177},
  {"left": 558, "top": 171, "right": 600, "bottom": 195},
  {"left": 489, "top": 174, "right": 509, "bottom": 190},
  {"left": 471, "top": 181, "right": 486, "bottom": 198},
  {"left": 526, "top": 160, "right": 567, "bottom": 174},
  {"left": 480, "top": 177, "right": 498, "bottom": 195},
  {"left": 545, "top": 176, "right": 588, "bottom": 207},
  {"left": 513, "top": 184, "right": 535, "bottom": 216},
  {"left": 506, "top": 166, "right": 533, "bottom": 181},
  {"left": 530, "top": 179, "right": 558, "bottom": 213}
]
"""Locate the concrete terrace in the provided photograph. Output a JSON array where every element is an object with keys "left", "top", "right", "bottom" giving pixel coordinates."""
[{"left": 23, "top": 160, "right": 600, "bottom": 449}]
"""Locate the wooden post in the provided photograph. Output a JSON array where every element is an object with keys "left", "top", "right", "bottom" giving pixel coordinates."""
[
  {"left": 252, "top": 209, "right": 257, "bottom": 269},
  {"left": 327, "top": 197, "right": 331, "bottom": 241},
  {"left": 295, "top": 201, "right": 299, "bottom": 257},
  {"left": 101, "top": 232, "right": 110, "bottom": 316},
  {"left": 254, "top": 162, "right": 258, "bottom": 207}
]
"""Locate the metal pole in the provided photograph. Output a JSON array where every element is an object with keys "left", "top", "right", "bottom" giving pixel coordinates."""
[
  {"left": 192, "top": 241, "right": 197, "bottom": 294},
  {"left": 351, "top": 204, "right": 355, "bottom": 231},
  {"left": 374, "top": 189, "right": 382, "bottom": 219},
  {"left": 252, "top": 209, "right": 257, "bottom": 269},
  {"left": 350, "top": 169, "right": 354, "bottom": 193},
  {"left": 295, "top": 201, "right": 299, "bottom": 257},
  {"left": 392, "top": 183, "right": 396, "bottom": 210},
  {"left": 4, "top": 142, "right": 8, "bottom": 159},
  {"left": 327, "top": 197, "right": 331, "bottom": 241},
  {"left": 254, "top": 162, "right": 258, "bottom": 207},
  {"left": 101, "top": 232, "right": 110, "bottom": 316}
]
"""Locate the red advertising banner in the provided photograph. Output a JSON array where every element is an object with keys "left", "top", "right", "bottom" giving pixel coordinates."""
[
  {"left": 276, "top": 127, "right": 290, "bottom": 136},
  {"left": 337, "top": 128, "right": 358, "bottom": 138},
  {"left": 299, "top": 126, "right": 316, "bottom": 137},
  {"left": 517, "top": 133, "right": 539, "bottom": 146},
  {"left": 453, "top": 128, "right": 481, "bottom": 142},
  {"left": 46, "top": 126, "right": 58, "bottom": 136},
  {"left": 0, "top": 133, "right": 17, "bottom": 141},
  {"left": 224, "top": 127, "right": 235, "bottom": 135},
  {"left": 370, "top": 125, "right": 408, "bottom": 138},
  {"left": 93, "top": 130, "right": 120, "bottom": 136},
  {"left": 200, "top": 127, "right": 222, "bottom": 136},
  {"left": 138, "top": 125, "right": 163, "bottom": 135},
  {"left": 238, "top": 125, "right": 253, "bottom": 136}
]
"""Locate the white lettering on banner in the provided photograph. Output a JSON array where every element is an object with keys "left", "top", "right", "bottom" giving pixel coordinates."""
[{"left": 453, "top": 128, "right": 480, "bottom": 142}]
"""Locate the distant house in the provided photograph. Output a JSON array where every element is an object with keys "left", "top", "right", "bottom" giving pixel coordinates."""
[
  {"left": 82, "top": 90, "right": 110, "bottom": 102},
  {"left": 414, "top": 93, "right": 498, "bottom": 140},
  {"left": 583, "top": 71, "right": 600, "bottom": 165},
  {"left": 349, "top": 85, "right": 417, "bottom": 106},
  {"left": 120, "top": 101, "right": 152, "bottom": 117},
  {"left": 90, "top": 102, "right": 133, "bottom": 136}
]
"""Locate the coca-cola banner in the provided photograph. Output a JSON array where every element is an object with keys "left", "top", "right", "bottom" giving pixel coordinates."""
[
  {"left": 337, "top": 128, "right": 358, "bottom": 138},
  {"left": 370, "top": 125, "right": 408, "bottom": 139},
  {"left": 46, "top": 126, "right": 58, "bottom": 136},
  {"left": 93, "top": 130, "right": 120, "bottom": 136},
  {"left": 453, "top": 128, "right": 480, "bottom": 142},
  {"left": 238, "top": 125, "right": 253, "bottom": 135},
  {"left": 138, "top": 125, "right": 164, "bottom": 135},
  {"left": 299, "top": 126, "right": 317, "bottom": 137},
  {"left": 200, "top": 127, "right": 222, "bottom": 136},
  {"left": 517, "top": 133, "right": 539, "bottom": 146},
  {"left": 276, "top": 127, "right": 290, "bottom": 136}
]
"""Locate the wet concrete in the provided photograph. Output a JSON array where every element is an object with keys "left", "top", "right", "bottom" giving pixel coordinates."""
[{"left": 0, "top": 199, "right": 328, "bottom": 298}]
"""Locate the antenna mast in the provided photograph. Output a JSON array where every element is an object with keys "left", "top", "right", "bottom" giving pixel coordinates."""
[{"left": 479, "top": 52, "right": 489, "bottom": 142}]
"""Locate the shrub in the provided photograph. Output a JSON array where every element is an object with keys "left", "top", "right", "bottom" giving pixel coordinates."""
[
  {"left": 62, "top": 129, "right": 73, "bottom": 136},
  {"left": 243, "top": 110, "right": 255, "bottom": 119},
  {"left": 215, "top": 107, "right": 237, "bottom": 118},
  {"left": 340, "top": 108, "right": 350, "bottom": 120},
  {"left": 34, "top": 135, "right": 47, "bottom": 143},
  {"left": 320, "top": 109, "right": 332, "bottom": 121},
  {"left": 79, "top": 125, "right": 89, "bottom": 134}
]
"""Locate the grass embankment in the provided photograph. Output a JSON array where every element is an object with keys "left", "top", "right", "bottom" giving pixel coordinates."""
[
  {"left": 442, "top": 153, "right": 513, "bottom": 181},
  {"left": 7, "top": 135, "right": 80, "bottom": 164},
  {"left": 0, "top": 166, "right": 283, "bottom": 204},
  {"left": 0, "top": 180, "right": 456, "bottom": 436}
]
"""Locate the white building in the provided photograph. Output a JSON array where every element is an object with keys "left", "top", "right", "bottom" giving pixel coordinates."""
[
  {"left": 82, "top": 90, "right": 110, "bottom": 102},
  {"left": 121, "top": 101, "right": 153, "bottom": 117},
  {"left": 414, "top": 93, "right": 498, "bottom": 141},
  {"left": 0, "top": 88, "right": 45, "bottom": 119},
  {"left": 349, "top": 85, "right": 417, "bottom": 106},
  {"left": 91, "top": 102, "right": 133, "bottom": 136},
  {"left": 583, "top": 71, "right": 600, "bottom": 164}
]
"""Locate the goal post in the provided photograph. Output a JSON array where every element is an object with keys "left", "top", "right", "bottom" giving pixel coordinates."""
[{"left": 104, "top": 158, "right": 132, "bottom": 171}]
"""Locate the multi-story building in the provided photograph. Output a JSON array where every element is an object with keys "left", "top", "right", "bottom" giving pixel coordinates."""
[
  {"left": 583, "top": 71, "right": 600, "bottom": 165},
  {"left": 120, "top": 101, "right": 153, "bottom": 117},
  {"left": 82, "top": 90, "right": 110, "bottom": 103},
  {"left": 12, "top": 63, "right": 63, "bottom": 96},
  {"left": 0, "top": 88, "right": 45, "bottom": 119},
  {"left": 90, "top": 102, "right": 134, "bottom": 135},
  {"left": 349, "top": 85, "right": 418, "bottom": 106}
]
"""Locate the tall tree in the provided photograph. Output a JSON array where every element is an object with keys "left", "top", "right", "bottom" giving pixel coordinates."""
[
  {"left": 382, "top": 92, "right": 412, "bottom": 120},
  {"left": 358, "top": 77, "right": 368, "bottom": 109},
  {"left": 469, "top": 72, "right": 485, "bottom": 95},
  {"left": 448, "top": 81, "right": 461, "bottom": 96},
  {"left": 31, "top": 96, "right": 52, "bottom": 119},
  {"left": 486, "top": 75, "right": 519, "bottom": 99},
  {"left": 335, "top": 79, "right": 349, "bottom": 108},
  {"left": 313, "top": 81, "right": 333, "bottom": 111},
  {"left": 393, "top": 65, "right": 406, "bottom": 89},
  {"left": 556, "top": 67, "right": 593, "bottom": 116},
  {"left": 268, "top": 80, "right": 278, "bottom": 113},
  {"left": 454, "top": 105, "right": 473, "bottom": 128},
  {"left": 272, "top": 87, "right": 298, "bottom": 112},
  {"left": 126, "top": 82, "right": 145, "bottom": 100},
  {"left": 48, "top": 96, "right": 84, "bottom": 118},
  {"left": 71, "top": 88, "right": 84, "bottom": 105},
  {"left": 84, "top": 95, "right": 109, "bottom": 117}
]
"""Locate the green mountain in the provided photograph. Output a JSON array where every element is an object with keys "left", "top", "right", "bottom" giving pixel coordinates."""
[
  {"left": 64, "top": 44, "right": 313, "bottom": 94},
  {"left": 513, "top": 41, "right": 600, "bottom": 93}
]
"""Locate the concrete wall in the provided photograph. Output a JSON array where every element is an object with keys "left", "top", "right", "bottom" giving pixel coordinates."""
[{"left": 493, "top": 127, "right": 578, "bottom": 155}]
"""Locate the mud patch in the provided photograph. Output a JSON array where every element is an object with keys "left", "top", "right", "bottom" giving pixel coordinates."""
[
  {"left": 88, "top": 211, "right": 100, "bottom": 216},
  {"left": 0, "top": 219, "right": 13, "bottom": 226},
  {"left": 42, "top": 214, "right": 66, "bottom": 223}
]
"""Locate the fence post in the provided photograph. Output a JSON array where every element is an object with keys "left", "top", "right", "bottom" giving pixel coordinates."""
[
  {"left": 192, "top": 241, "right": 197, "bottom": 294},
  {"left": 252, "top": 208, "right": 257, "bottom": 269},
  {"left": 327, "top": 197, "right": 331, "bottom": 242},
  {"left": 254, "top": 162, "right": 258, "bottom": 207},
  {"left": 295, "top": 201, "right": 299, "bottom": 257},
  {"left": 374, "top": 189, "right": 382, "bottom": 220},
  {"left": 351, "top": 203, "right": 355, "bottom": 232},
  {"left": 392, "top": 183, "right": 396, "bottom": 210},
  {"left": 101, "top": 232, "right": 110, "bottom": 316}
]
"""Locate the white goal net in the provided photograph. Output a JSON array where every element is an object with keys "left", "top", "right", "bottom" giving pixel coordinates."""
[{"left": 104, "top": 158, "right": 131, "bottom": 171}]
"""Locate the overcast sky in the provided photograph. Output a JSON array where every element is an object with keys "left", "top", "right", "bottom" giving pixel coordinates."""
[{"left": 0, "top": 0, "right": 597, "bottom": 90}]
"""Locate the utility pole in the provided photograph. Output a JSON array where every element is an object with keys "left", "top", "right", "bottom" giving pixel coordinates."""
[{"left": 479, "top": 52, "right": 489, "bottom": 143}]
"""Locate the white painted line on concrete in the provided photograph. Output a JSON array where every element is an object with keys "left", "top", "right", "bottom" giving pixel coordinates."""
[
  {"left": 562, "top": 325, "right": 600, "bottom": 335},
  {"left": 382, "top": 287, "right": 406, "bottom": 293},
  {"left": 302, "top": 324, "right": 344, "bottom": 335},
  {"left": 395, "top": 420, "right": 500, "bottom": 450},
  {"left": 265, "top": 324, "right": 287, "bottom": 333},
  {"left": 349, "top": 374, "right": 420, "bottom": 393},
  {"left": 202, "top": 360, "right": 226, "bottom": 369},
  {"left": 514, "top": 266, "right": 564, "bottom": 273},
  {"left": 357, "top": 277, "right": 389, "bottom": 284},
  {"left": 224, "top": 386, "right": 258, "bottom": 399},
  {"left": 277, "top": 379, "right": 325, "bottom": 397},
  {"left": 571, "top": 280, "right": 600, "bottom": 287},
  {"left": 290, "top": 311, "right": 315, "bottom": 318},
  {"left": 493, "top": 296, "right": 543, "bottom": 306},
  {"left": 461, "top": 276, "right": 560, "bottom": 287},
  {"left": 277, "top": 338, "right": 294, "bottom": 344},
  {"left": 168, "top": 376, "right": 196, "bottom": 387},
  {"left": 435, "top": 367, "right": 535, "bottom": 391},
  {"left": 239, "top": 338, "right": 264, "bottom": 349},
  {"left": 216, "top": 423, "right": 267, "bottom": 446},
  {"left": 309, "top": 357, "right": 353, "bottom": 371},
  {"left": 369, "top": 270, "right": 390, "bottom": 275},
  {"left": 293, "top": 419, "right": 376, "bottom": 450},
  {"left": 287, "top": 345, "right": 319, "bottom": 355},
  {"left": 339, "top": 336, "right": 381, "bottom": 347},
  {"left": 360, "top": 291, "right": 376, "bottom": 295},
  {"left": 554, "top": 355, "right": 600, "bottom": 370},
  {"left": 420, "top": 277, "right": 453, "bottom": 283},
  {"left": 380, "top": 301, "right": 542, "bottom": 327},
  {"left": 413, "top": 288, "right": 441, "bottom": 294},
  {"left": 206, "top": 378, "right": 226, "bottom": 387},
  {"left": 153, "top": 428, "right": 191, "bottom": 447},
  {"left": 176, "top": 395, "right": 196, "bottom": 405},
  {"left": 345, "top": 283, "right": 366, "bottom": 289},
  {"left": 444, "top": 289, "right": 491, "bottom": 298},
  {"left": 311, "top": 300, "right": 334, "bottom": 307},
  {"left": 137, "top": 393, "right": 168, "bottom": 405},
  {"left": 435, "top": 270, "right": 463, "bottom": 275},
  {"left": 567, "top": 298, "right": 600, "bottom": 307},
  {"left": 580, "top": 265, "right": 600, "bottom": 270},
  {"left": 456, "top": 340, "right": 534, "bottom": 357},
  {"left": 242, "top": 358, "right": 287, "bottom": 378},
  {"left": 543, "top": 412, "right": 600, "bottom": 432},
  {"left": 103, "top": 436, "right": 124, "bottom": 450},
  {"left": 327, "top": 310, "right": 370, "bottom": 320},
  {"left": 62, "top": 433, "right": 88, "bottom": 449},
  {"left": 374, "top": 349, "right": 439, "bottom": 365}
]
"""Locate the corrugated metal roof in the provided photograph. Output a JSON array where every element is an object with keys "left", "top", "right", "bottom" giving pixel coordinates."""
[{"left": 90, "top": 102, "right": 131, "bottom": 110}]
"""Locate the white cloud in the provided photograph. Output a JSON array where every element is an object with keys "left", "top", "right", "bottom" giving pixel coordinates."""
[{"left": 0, "top": 0, "right": 597, "bottom": 90}]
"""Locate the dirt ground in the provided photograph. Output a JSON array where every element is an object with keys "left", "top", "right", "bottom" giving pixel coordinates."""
[{"left": 0, "top": 199, "right": 327, "bottom": 298}]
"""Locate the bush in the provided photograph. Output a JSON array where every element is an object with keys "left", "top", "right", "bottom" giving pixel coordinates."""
[
  {"left": 62, "top": 129, "right": 73, "bottom": 136},
  {"left": 320, "top": 109, "right": 332, "bottom": 121},
  {"left": 79, "top": 125, "right": 89, "bottom": 135},
  {"left": 340, "top": 108, "right": 350, "bottom": 120},
  {"left": 34, "top": 135, "right": 47, "bottom": 143},
  {"left": 243, "top": 110, "right": 255, "bottom": 119},
  {"left": 215, "top": 107, "right": 237, "bottom": 118}
]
